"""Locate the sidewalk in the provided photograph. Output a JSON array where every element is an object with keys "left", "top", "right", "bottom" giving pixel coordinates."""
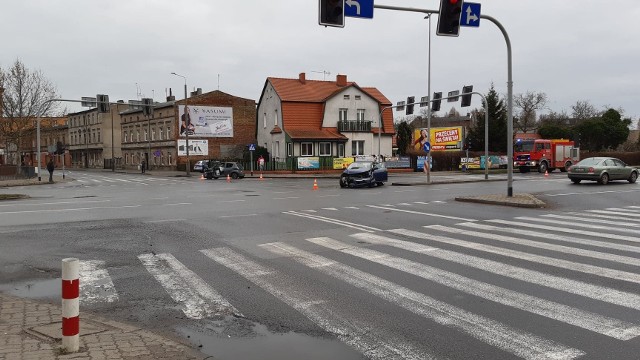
[{"left": 0, "top": 293, "right": 203, "bottom": 360}]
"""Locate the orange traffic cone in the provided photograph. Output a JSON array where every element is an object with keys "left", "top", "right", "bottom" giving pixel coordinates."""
[
  {"left": 313, "top": 178, "right": 319, "bottom": 190},
  {"left": 259, "top": 172, "right": 264, "bottom": 180},
  {"left": 200, "top": 174, "right": 205, "bottom": 180},
  {"left": 227, "top": 174, "right": 231, "bottom": 182},
  {"left": 544, "top": 170, "right": 549, "bottom": 177}
]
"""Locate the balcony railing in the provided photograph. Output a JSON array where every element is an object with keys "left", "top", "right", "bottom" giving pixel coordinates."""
[{"left": 337, "top": 120, "right": 372, "bottom": 132}]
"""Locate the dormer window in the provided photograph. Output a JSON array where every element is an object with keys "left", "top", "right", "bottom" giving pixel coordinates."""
[
  {"left": 343, "top": 95, "right": 350, "bottom": 100},
  {"left": 355, "top": 95, "right": 361, "bottom": 100}
]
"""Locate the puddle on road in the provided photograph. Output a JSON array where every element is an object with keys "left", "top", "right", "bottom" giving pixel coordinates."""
[
  {"left": 177, "top": 319, "right": 363, "bottom": 360},
  {"left": 0, "top": 278, "right": 60, "bottom": 300}
]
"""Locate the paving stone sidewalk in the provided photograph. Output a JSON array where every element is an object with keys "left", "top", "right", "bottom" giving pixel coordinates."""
[{"left": 0, "top": 293, "right": 203, "bottom": 360}]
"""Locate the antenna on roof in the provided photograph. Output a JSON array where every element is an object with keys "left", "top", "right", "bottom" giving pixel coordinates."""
[{"left": 311, "top": 70, "right": 331, "bottom": 80}]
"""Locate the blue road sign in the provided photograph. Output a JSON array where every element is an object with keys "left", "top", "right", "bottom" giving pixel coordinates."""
[
  {"left": 423, "top": 142, "right": 431, "bottom": 153},
  {"left": 344, "top": 0, "right": 374, "bottom": 19},
  {"left": 248, "top": 144, "right": 256, "bottom": 151},
  {"left": 460, "top": 2, "right": 481, "bottom": 28}
]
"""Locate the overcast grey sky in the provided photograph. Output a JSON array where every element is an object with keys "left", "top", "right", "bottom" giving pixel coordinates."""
[{"left": 2, "top": 0, "right": 639, "bottom": 121}]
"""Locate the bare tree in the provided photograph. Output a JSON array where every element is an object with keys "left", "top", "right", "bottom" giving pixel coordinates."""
[
  {"left": 0, "top": 59, "right": 60, "bottom": 165},
  {"left": 570, "top": 100, "right": 599, "bottom": 121},
  {"left": 539, "top": 110, "right": 569, "bottom": 126},
  {"left": 513, "top": 91, "right": 547, "bottom": 133}
]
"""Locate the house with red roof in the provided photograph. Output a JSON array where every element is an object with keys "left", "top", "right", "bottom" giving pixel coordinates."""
[{"left": 256, "top": 73, "right": 394, "bottom": 169}]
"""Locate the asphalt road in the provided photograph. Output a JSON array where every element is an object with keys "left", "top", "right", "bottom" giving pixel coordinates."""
[{"left": 1, "top": 169, "right": 639, "bottom": 359}]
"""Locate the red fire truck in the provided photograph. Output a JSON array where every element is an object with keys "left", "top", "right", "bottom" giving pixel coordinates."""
[{"left": 513, "top": 138, "right": 580, "bottom": 173}]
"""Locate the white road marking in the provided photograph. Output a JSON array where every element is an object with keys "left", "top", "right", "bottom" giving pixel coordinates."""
[
  {"left": 541, "top": 214, "right": 640, "bottom": 228},
  {"left": 219, "top": 214, "right": 257, "bottom": 218},
  {"left": 138, "top": 253, "right": 240, "bottom": 319},
  {"left": 516, "top": 216, "right": 640, "bottom": 235},
  {"left": 356, "top": 232, "right": 640, "bottom": 310},
  {"left": 545, "top": 189, "right": 640, "bottom": 197},
  {"left": 220, "top": 199, "right": 246, "bottom": 203},
  {"left": 301, "top": 210, "right": 317, "bottom": 213},
  {"left": 429, "top": 224, "right": 640, "bottom": 267},
  {"left": 574, "top": 212, "right": 640, "bottom": 223},
  {"left": 305, "top": 237, "right": 640, "bottom": 341},
  {"left": 367, "top": 205, "right": 477, "bottom": 222},
  {"left": 79, "top": 260, "right": 118, "bottom": 305},
  {"left": 400, "top": 227, "right": 640, "bottom": 284},
  {"left": 321, "top": 208, "right": 338, "bottom": 211},
  {"left": 201, "top": 247, "right": 433, "bottom": 360},
  {"left": 457, "top": 222, "right": 640, "bottom": 255},
  {"left": 262, "top": 241, "right": 584, "bottom": 359},
  {"left": 162, "top": 203, "right": 192, "bottom": 206},
  {"left": 586, "top": 209, "right": 640, "bottom": 218},
  {"left": 0, "top": 205, "right": 141, "bottom": 215},
  {"left": 273, "top": 196, "right": 300, "bottom": 200},
  {"left": 344, "top": 206, "right": 360, "bottom": 209},
  {"left": 487, "top": 219, "right": 640, "bottom": 243},
  {"left": 283, "top": 211, "right": 381, "bottom": 232},
  {"left": 0, "top": 200, "right": 110, "bottom": 207}
]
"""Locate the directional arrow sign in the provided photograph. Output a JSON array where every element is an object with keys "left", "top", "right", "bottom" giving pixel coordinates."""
[
  {"left": 460, "top": 2, "right": 481, "bottom": 28},
  {"left": 344, "top": 0, "right": 374, "bottom": 19}
]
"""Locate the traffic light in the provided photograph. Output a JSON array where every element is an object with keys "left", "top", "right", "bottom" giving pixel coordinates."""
[
  {"left": 406, "top": 96, "right": 415, "bottom": 115},
  {"left": 431, "top": 92, "right": 442, "bottom": 112},
  {"left": 319, "top": 0, "right": 344, "bottom": 28},
  {"left": 461, "top": 85, "right": 473, "bottom": 107},
  {"left": 142, "top": 98, "right": 153, "bottom": 116},
  {"left": 96, "top": 94, "right": 110, "bottom": 113},
  {"left": 437, "top": 0, "right": 464, "bottom": 37},
  {"left": 463, "top": 137, "right": 473, "bottom": 151}
]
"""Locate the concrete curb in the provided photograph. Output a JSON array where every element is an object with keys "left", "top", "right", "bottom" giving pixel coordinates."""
[{"left": 455, "top": 193, "right": 546, "bottom": 208}]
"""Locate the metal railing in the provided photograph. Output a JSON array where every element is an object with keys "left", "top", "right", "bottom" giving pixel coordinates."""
[{"left": 337, "top": 120, "right": 372, "bottom": 132}]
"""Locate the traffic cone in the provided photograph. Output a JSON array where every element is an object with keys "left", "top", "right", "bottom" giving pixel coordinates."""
[
  {"left": 227, "top": 174, "right": 231, "bottom": 182},
  {"left": 259, "top": 172, "right": 264, "bottom": 180},
  {"left": 313, "top": 178, "right": 319, "bottom": 190},
  {"left": 544, "top": 170, "right": 549, "bottom": 177}
]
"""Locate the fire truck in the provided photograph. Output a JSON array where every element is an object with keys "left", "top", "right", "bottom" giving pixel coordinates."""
[{"left": 513, "top": 138, "right": 580, "bottom": 173}]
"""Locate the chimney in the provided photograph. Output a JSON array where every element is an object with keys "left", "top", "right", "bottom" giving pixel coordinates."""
[
  {"left": 336, "top": 74, "right": 347, "bottom": 87},
  {"left": 299, "top": 72, "right": 306, "bottom": 84}
]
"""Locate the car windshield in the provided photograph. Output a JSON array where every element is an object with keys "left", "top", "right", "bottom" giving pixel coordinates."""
[
  {"left": 347, "top": 162, "right": 372, "bottom": 170},
  {"left": 577, "top": 158, "right": 603, "bottom": 166}
]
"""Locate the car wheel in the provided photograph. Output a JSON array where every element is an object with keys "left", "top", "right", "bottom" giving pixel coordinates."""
[
  {"left": 570, "top": 178, "right": 581, "bottom": 184},
  {"left": 231, "top": 172, "right": 239, "bottom": 179},
  {"left": 538, "top": 162, "right": 548, "bottom": 173},
  {"left": 377, "top": 182, "right": 384, "bottom": 186},
  {"left": 561, "top": 161, "right": 571, "bottom": 172},
  {"left": 205, "top": 173, "right": 212, "bottom": 180},
  {"left": 629, "top": 171, "right": 638, "bottom": 184},
  {"left": 598, "top": 172, "right": 609, "bottom": 185},
  {"left": 339, "top": 176, "right": 348, "bottom": 188}
]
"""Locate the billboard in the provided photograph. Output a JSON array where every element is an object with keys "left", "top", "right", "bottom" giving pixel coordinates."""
[
  {"left": 177, "top": 139, "right": 208, "bottom": 156},
  {"left": 413, "top": 126, "right": 463, "bottom": 152},
  {"left": 178, "top": 105, "right": 233, "bottom": 138}
]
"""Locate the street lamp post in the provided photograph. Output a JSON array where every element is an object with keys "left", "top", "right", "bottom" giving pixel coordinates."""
[
  {"left": 425, "top": 14, "right": 432, "bottom": 184},
  {"left": 171, "top": 72, "right": 190, "bottom": 176}
]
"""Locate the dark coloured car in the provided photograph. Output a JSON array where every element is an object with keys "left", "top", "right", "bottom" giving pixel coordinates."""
[
  {"left": 204, "top": 161, "right": 245, "bottom": 180},
  {"left": 340, "top": 161, "right": 388, "bottom": 188},
  {"left": 567, "top": 157, "right": 638, "bottom": 184}
]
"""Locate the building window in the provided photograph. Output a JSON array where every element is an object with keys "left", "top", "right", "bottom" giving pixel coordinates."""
[
  {"left": 159, "top": 127, "right": 163, "bottom": 140},
  {"left": 352, "top": 140, "right": 364, "bottom": 156},
  {"left": 263, "top": 113, "right": 267, "bottom": 128},
  {"left": 151, "top": 128, "right": 155, "bottom": 141},
  {"left": 343, "top": 95, "right": 350, "bottom": 100},
  {"left": 355, "top": 95, "right": 361, "bottom": 100},
  {"left": 338, "top": 143, "right": 345, "bottom": 157},
  {"left": 124, "top": 132, "right": 128, "bottom": 143},
  {"left": 168, "top": 152, "right": 173, "bottom": 165},
  {"left": 339, "top": 108, "right": 348, "bottom": 121},
  {"left": 319, "top": 142, "right": 331, "bottom": 156},
  {"left": 166, "top": 128, "right": 170, "bottom": 140},
  {"left": 97, "top": 131, "right": 101, "bottom": 143},
  {"left": 125, "top": 153, "right": 129, "bottom": 165},
  {"left": 287, "top": 142, "right": 292, "bottom": 157},
  {"left": 136, "top": 131, "right": 140, "bottom": 142},
  {"left": 274, "top": 109, "right": 278, "bottom": 126},
  {"left": 357, "top": 109, "right": 365, "bottom": 121},
  {"left": 144, "top": 129, "right": 148, "bottom": 141},
  {"left": 301, "top": 142, "right": 313, "bottom": 156}
]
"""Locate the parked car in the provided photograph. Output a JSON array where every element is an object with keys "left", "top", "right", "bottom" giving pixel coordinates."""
[
  {"left": 204, "top": 161, "right": 245, "bottom": 180},
  {"left": 339, "top": 161, "right": 388, "bottom": 188},
  {"left": 567, "top": 157, "right": 638, "bottom": 184},
  {"left": 193, "top": 160, "right": 207, "bottom": 172}
]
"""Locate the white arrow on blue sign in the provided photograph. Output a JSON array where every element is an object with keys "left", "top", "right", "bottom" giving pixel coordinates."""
[
  {"left": 423, "top": 142, "right": 431, "bottom": 153},
  {"left": 460, "top": 2, "right": 481, "bottom": 28},
  {"left": 344, "top": 0, "right": 374, "bottom": 19}
]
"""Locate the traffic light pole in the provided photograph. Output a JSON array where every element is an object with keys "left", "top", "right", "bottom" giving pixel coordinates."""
[{"left": 373, "top": 3, "right": 513, "bottom": 196}]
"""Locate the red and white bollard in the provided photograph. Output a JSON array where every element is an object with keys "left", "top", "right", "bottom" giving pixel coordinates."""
[{"left": 62, "top": 258, "right": 80, "bottom": 352}]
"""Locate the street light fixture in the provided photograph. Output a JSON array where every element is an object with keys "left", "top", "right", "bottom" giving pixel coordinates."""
[{"left": 170, "top": 72, "right": 190, "bottom": 177}]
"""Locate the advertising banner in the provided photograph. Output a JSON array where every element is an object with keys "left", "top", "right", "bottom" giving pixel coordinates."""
[
  {"left": 333, "top": 157, "right": 355, "bottom": 169},
  {"left": 459, "top": 155, "right": 509, "bottom": 169},
  {"left": 177, "top": 139, "right": 208, "bottom": 156},
  {"left": 413, "top": 127, "right": 463, "bottom": 152},
  {"left": 178, "top": 105, "right": 233, "bottom": 138},
  {"left": 385, "top": 156, "right": 411, "bottom": 168},
  {"left": 297, "top": 157, "right": 320, "bottom": 169}
]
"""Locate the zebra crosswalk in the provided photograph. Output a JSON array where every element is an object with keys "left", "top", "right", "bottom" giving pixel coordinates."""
[{"left": 75, "top": 205, "right": 640, "bottom": 359}]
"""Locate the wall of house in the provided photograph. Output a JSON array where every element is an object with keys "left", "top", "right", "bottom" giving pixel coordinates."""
[
  {"left": 256, "top": 82, "right": 282, "bottom": 155},
  {"left": 323, "top": 87, "right": 381, "bottom": 127}
]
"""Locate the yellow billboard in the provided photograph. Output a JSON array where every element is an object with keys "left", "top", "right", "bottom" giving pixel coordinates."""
[{"left": 413, "top": 126, "right": 463, "bottom": 152}]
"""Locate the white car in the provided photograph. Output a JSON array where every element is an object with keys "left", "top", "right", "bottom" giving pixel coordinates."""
[{"left": 193, "top": 160, "right": 206, "bottom": 172}]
